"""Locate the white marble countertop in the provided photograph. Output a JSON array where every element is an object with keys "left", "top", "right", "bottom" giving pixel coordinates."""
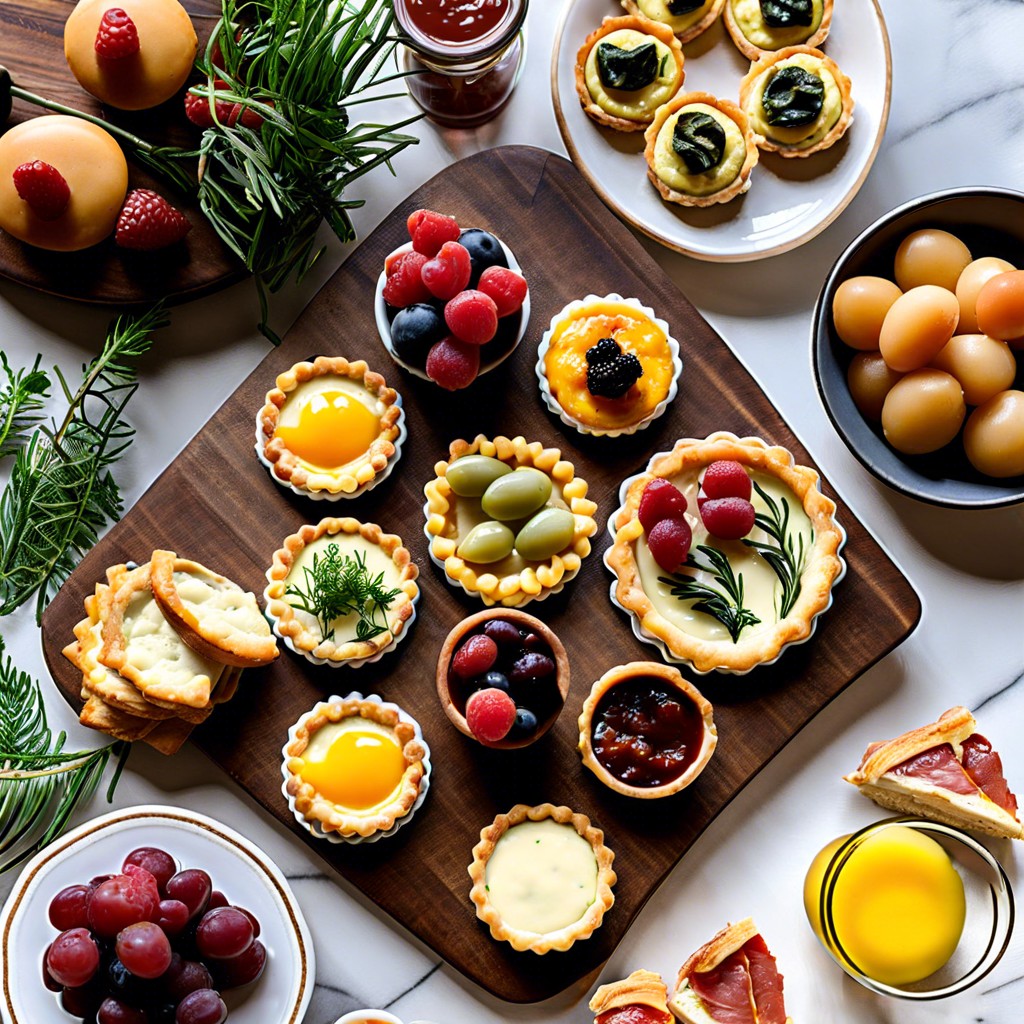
[{"left": 2, "top": 1, "right": 1023, "bottom": 1022}]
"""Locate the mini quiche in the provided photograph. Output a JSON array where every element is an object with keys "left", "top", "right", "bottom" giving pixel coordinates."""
[
  {"left": 576, "top": 16, "right": 686, "bottom": 132},
  {"left": 264, "top": 517, "right": 419, "bottom": 666},
  {"left": 644, "top": 92, "right": 759, "bottom": 207},
  {"left": 468, "top": 803, "right": 616, "bottom": 954},
  {"left": 606, "top": 433, "right": 844, "bottom": 673},
  {"left": 590, "top": 969, "right": 673, "bottom": 1024},
  {"left": 724, "top": 0, "right": 832, "bottom": 61},
  {"left": 740, "top": 46, "right": 853, "bottom": 157},
  {"left": 283, "top": 694, "right": 428, "bottom": 841},
  {"left": 257, "top": 356, "right": 404, "bottom": 498},
  {"left": 424, "top": 435, "right": 598, "bottom": 607},
  {"left": 621, "top": 0, "right": 727, "bottom": 45}
]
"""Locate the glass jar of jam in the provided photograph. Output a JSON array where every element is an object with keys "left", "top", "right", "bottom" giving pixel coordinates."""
[{"left": 395, "top": 0, "right": 529, "bottom": 129}]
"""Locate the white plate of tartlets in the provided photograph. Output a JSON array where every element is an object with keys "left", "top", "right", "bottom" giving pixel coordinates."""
[{"left": 551, "top": 0, "right": 891, "bottom": 260}]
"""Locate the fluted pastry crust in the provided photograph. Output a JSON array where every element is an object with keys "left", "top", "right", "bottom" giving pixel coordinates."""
[{"left": 621, "top": 0, "right": 726, "bottom": 45}]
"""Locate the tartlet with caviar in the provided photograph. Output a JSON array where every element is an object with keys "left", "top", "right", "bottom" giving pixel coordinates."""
[
  {"left": 578, "top": 662, "right": 717, "bottom": 798},
  {"left": 424, "top": 435, "right": 598, "bottom": 607},
  {"left": 575, "top": 16, "right": 686, "bottom": 132},
  {"left": 282, "top": 694, "right": 428, "bottom": 841},
  {"left": 606, "top": 432, "right": 845, "bottom": 673},
  {"left": 724, "top": 0, "right": 832, "bottom": 61},
  {"left": 740, "top": 46, "right": 853, "bottom": 157},
  {"left": 644, "top": 92, "right": 759, "bottom": 207},
  {"left": 537, "top": 293, "right": 681, "bottom": 436},
  {"left": 257, "top": 356, "right": 404, "bottom": 498},
  {"left": 468, "top": 803, "right": 616, "bottom": 954},
  {"left": 620, "top": 0, "right": 727, "bottom": 45},
  {"left": 264, "top": 518, "right": 419, "bottom": 666}
]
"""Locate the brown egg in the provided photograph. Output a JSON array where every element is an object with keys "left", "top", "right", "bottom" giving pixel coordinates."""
[
  {"left": 963, "top": 390, "right": 1024, "bottom": 477},
  {"left": 955, "top": 257, "right": 1015, "bottom": 333},
  {"left": 930, "top": 334, "right": 1017, "bottom": 406},
  {"left": 879, "top": 285, "right": 960, "bottom": 372},
  {"left": 976, "top": 270, "right": 1024, "bottom": 342},
  {"left": 882, "top": 370, "right": 966, "bottom": 455},
  {"left": 847, "top": 352, "right": 904, "bottom": 421},
  {"left": 894, "top": 229, "right": 973, "bottom": 292},
  {"left": 832, "top": 277, "right": 903, "bottom": 351}
]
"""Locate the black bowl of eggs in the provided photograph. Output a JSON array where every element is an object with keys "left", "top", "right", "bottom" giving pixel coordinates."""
[{"left": 813, "top": 187, "right": 1024, "bottom": 509}]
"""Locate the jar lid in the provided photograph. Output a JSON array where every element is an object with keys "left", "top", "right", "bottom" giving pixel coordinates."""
[{"left": 395, "top": 0, "right": 528, "bottom": 65}]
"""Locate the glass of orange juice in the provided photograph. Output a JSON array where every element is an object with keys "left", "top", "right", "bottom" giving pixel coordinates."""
[{"left": 804, "top": 817, "right": 1014, "bottom": 998}]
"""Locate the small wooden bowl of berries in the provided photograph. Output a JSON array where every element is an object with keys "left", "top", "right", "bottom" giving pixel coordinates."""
[{"left": 436, "top": 609, "right": 570, "bottom": 749}]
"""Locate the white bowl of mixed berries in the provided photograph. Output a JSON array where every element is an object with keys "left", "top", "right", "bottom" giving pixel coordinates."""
[{"left": 374, "top": 208, "right": 530, "bottom": 390}]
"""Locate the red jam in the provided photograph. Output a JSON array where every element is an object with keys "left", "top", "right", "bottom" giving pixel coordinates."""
[
  {"left": 401, "top": 0, "right": 511, "bottom": 46},
  {"left": 596, "top": 1007, "right": 671, "bottom": 1024},
  {"left": 591, "top": 676, "right": 706, "bottom": 788}
]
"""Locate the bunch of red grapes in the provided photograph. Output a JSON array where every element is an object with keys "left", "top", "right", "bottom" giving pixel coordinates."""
[{"left": 42, "top": 846, "right": 266, "bottom": 1024}]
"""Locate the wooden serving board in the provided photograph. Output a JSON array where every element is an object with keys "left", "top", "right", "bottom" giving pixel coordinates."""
[
  {"left": 42, "top": 147, "right": 921, "bottom": 1003},
  {"left": 0, "top": 0, "right": 244, "bottom": 305}
]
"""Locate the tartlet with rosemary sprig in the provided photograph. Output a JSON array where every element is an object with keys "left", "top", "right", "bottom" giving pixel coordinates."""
[
  {"left": 605, "top": 432, "right": 845, "bottom": 674},
  {"left": 264, "top": 517, "right": 419, "bottom": 667}
]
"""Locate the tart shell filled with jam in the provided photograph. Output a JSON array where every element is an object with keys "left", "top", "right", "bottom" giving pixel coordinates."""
[
  {"left": 605, "top": 432, "right": 845, "bottom": 674},
  {"left": 578, "top": 662, "right": 716, "bottom": 798},
  {"left": 537, "top": 294, "right": 682, "bottom": 436}
]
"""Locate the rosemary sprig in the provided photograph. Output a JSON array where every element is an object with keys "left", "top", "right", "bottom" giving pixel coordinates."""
[
  {"left": 742, "top": 482, "right": 807, "bottom": 619},
  {"left": 286, "top": 544, "right": 401, "bottom": 644},
  {"left": 0, "top": 353, "right": 50, "bottom": 460},
  {"left": 0, "top": 307, "right": 169, "bottom": 622},
  {"left": 0, "top": 637, "right": 128, "bottom": 875},
  {"left": 660, "top": 545, "right": 762, "bottom": 643}
]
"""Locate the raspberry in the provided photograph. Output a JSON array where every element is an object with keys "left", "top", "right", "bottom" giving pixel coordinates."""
[
  {"left": 638, "top": 478, "right": 688, "bottom": 533},
  {"left": 445, "top": 289, "right": 498, "bottom": 346},
  {"left": 421, "top": 241, "right": 472, "bottom": 300},
  {"left": 701, "top": 460, "right": 752, "bottom": 501},
  {"left": 115, "top": 189, "right": 192, "bottom": 250},
  {"left": 184, "top": 82, "right": 265, "bottom": 130},
  {"left": 465, "top": 687, "right": 516, "bottom": 744},
  {"left": 647, "top": 517, "right": 692, "bottom": 573},
  {"left": 426, "top": 336, "right": 480, "bottom": 390},
  {"left": 12, "top": 161, "right": 70, "bottom": 221},
  {"left": 585, "top": 337, "right": 643, "bottom": 398},
  {"left": 700, "top": 497, "right": 756, "bottom": 540},
  {"left": 408, "top": 208, "right": 461, "bottom": 257},
  {"left": 382, "top": 250, "right": 431, "bottom": 307},
  {"left": 478, "top": 266, "right": 528, "bottom": 317},
  {"left": 94, "top": 8, "right": 139, "bottom": 60},
  {"left": 451, "top": 634, "right": 498, "bottom": 679}
]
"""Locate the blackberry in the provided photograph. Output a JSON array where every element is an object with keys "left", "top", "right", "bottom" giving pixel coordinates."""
[{"left": 585, "top": 336, "right": 643, "bottom": 398}]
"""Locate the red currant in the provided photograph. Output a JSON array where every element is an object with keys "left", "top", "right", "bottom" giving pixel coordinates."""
[
  {"left": 647, "top": 517, "right": 693, "bottom": 573},
  {"left": 701, "top": 460, "right": 752, "bottom": 501},
  {"left": 477, "top": 266, "right": 527, "bottom": 317},
  {"left": 700, "top": 497, "right": 756, "bottom": 540},
  {"left": 425, "top": 336, "right": 480, "bottom": 390},
  {"left": 444, "top": 289, "right": 498, "bottom": 345},
  {"left": 638, "top": 478, "right": 688, "bottom": 533},
  {"left": 408, "top": 208, "right": 461, "bottom": 257},
  {"left": 421, "top": 241, "right": 472, "bottom": 300}
]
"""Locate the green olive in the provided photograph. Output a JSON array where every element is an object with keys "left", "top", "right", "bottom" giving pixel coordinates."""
[
  {"left": 480, "top": 468, "right": 552, "bottom": 521},
  {"left": 446, "top": 454, "right": 512, "bottom": 497},
  {"left": 514, "top": 508, "right": 576, "bottom": 561},
  {"left": 456, "top": 521, "right": 515, "bottom": 564}
]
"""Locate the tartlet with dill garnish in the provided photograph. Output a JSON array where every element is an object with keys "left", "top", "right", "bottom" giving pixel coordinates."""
[{"left": 264, "top": 518, "right": 419, "bottom": 667}]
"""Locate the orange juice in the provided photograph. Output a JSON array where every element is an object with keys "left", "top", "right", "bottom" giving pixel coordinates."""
[{"left": 804, "top": 825, "right": 966, "bottom": 986}]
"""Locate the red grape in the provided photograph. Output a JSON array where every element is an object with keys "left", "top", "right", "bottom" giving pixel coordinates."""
[
  {"left": 699, "top": 497, "right": 756, "bottom": 540},
  {"left": 214, "top": 939, "right": 266, "bottom": 989},
  {"left": 156, "top": 899, "right": 190, "bottom": 936},
  {"left": 196, "top": 906, "right": 254, "bottom": 959},
  {"left": 61, "top": 979, "right": 104, "bottom": 1018},
  {"left": 701, "top": 460, "right": 752, "bottom": 501},
  {"left": 123, "top": 848, "right": 177, "bottom": 894},
  {"left": 164, "top": 870, "right": 212, "bottom": 921},
  {"left": 88, "top": 870, "right": 159, "bottom": 937},
  {"left": 116, "top": 921, "right": 172, "bottom": 979},
  {"left": 207, "top": 890, "right": 228, "bottom": 910},
  {"left": 175, "top": 989, "right": 227, "bottom": 1024},
  {"left": 48, "top": 884, "right": 93, "bottom": 931},
  {"left": 42, "top": 944, "right": 62, "bottom": 992},
  {"left": 232, "top": 906, "right": 261, "bottom": 939},
  {"left": 47, "top": 927, "right": 100, "bottom": 988},
  {"left": 164, "top": 957, "right": 214, "bottom": 1002},
  {"left": 89, "top": 874, "right": 115, "bottom": 889},
  {"left": 98, "top": 997, "right": 149, "bottom": 1024}
]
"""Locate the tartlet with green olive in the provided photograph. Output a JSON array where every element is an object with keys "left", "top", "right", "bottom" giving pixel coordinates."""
[
  {"left": 740, "top": 46, "right": 853, "bottom": 157},
  {"left": 575, "top": 16, "right": 686, "bottom": 132},
  {"left": 620, "top": 0, "right": 727, "bottom": 45},
  {"left": 724, "top": 0, "right": 833, "bottom": 61},
  {"left": 643, "top": 91, "right": 759, "bottom": 207}
]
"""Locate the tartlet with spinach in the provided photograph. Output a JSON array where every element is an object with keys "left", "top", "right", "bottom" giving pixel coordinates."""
[
  {"left": 724, "top": 0, "right": 833, "bottom": 61},
  {"left": 620, "top": 0, "right": 727, "bottom": 45}
]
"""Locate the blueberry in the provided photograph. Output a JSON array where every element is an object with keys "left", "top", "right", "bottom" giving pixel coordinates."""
[
  {"left": 511, "top": 707, "right": 538, "bottom": 734},
  {"left": 481, "top": 671, "right": 510, "bottom": 692},
  {"left": 391, "top": 302, "right": 446, "bottom": 368},
  {"left": 459, "top": 228, "right": 508, "bottom": 286}
]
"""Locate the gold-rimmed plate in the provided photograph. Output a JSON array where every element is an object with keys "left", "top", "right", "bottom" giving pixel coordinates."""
[{"left": 551, "top": 0, "right": 891, "bottom": 261}]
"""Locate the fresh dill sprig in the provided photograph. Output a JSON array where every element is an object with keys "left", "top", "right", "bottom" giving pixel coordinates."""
[
  {"left": 0, "top": 306, "right": 169, "bottom": 622},
  {"left": 0, "top": 637, "right": 128, "bottom": 876},
  {"left": 0, "top": 353, "right": 50, "bottom": 460},
  {"left": 659, "top": 545, "right": 761, "bottom": 643},
  {"left": 286, "top": 544, "right": 402, "bottom": 644},
  {"left": 742, "top": 482, "right": 807, "bottom": 619}
]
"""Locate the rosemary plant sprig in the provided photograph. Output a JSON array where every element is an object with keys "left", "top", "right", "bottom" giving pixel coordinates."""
[
  {"left": 0, "top": 637, "right": 128, "bottom": 876},
  {"left": 0, "top": 353, "right": 50, "bottom": 460},
  {"left": 0, "top": 307, "right": 169, "bottom": 622},
  {"left": 742, "top": 482, "right": 807, "bottom": 619},
  {"left": 659, "top": 545, "right": 761, "bottom": 643},
  {"left": 286, "top": 544, "right": 402, "bottom": 644}
]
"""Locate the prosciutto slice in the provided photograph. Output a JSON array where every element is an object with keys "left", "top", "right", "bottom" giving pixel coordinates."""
[
  {"left": 962, "top": 734, "right": 1020, "bottom": 815},
  {"left": 888, "top": 742, "right": 979, "bottom": 796},
  {"left": 689, "top": 951, "right": 756, "bottom": 1024},
  {"left": 743, "top": 935, "right": 787, "bottom": 1024}
]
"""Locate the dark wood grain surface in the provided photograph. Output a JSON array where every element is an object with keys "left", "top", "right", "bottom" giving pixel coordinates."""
[
  {"left": 0, "top": 0, "right": 244, "bottom": 305},
  {"left": 41, "top": 147, "right": 921, "bottom": 1003}
]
